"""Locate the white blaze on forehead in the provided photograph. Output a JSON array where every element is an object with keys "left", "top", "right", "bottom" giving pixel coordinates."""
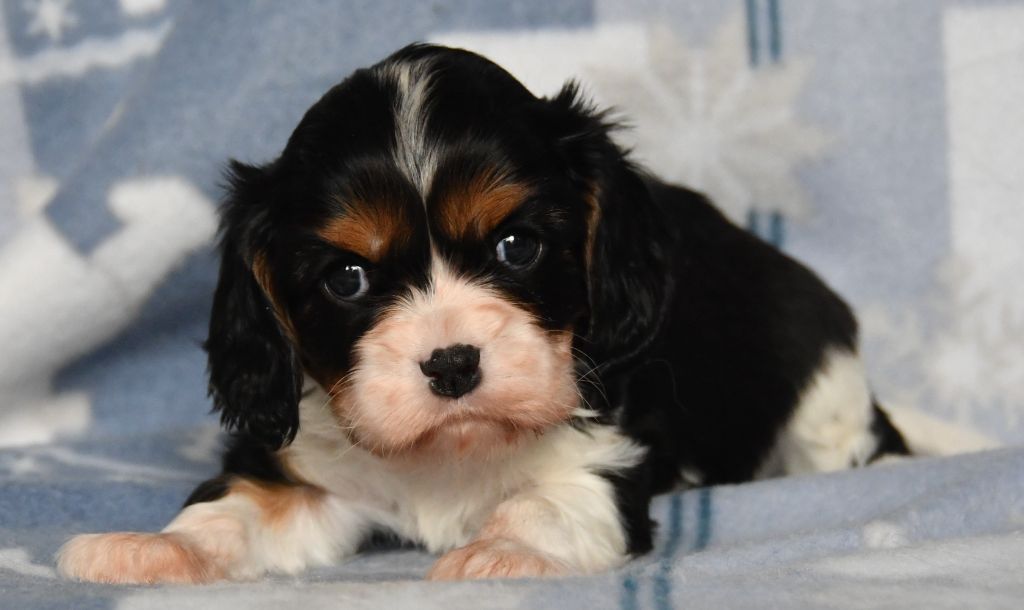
[{"left": 378, "top": 59, "right": 439, "bottom": 200}]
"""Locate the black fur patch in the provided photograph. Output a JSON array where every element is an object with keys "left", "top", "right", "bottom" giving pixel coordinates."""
[
  {"left": 595, "top": 461, "right": 656, "bottom": 556},
  {"left": 868, "top": 401, "right": 910, "bottom": 462}
]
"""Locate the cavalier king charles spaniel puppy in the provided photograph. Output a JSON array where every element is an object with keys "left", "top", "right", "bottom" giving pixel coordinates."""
[{"left": 58, "top": 44, "right": 908, "bottom": 584}]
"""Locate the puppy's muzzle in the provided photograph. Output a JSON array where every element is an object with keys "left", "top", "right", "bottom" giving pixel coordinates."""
[{"left": 420, "top": 344, "right": 482, "bottom": 399}]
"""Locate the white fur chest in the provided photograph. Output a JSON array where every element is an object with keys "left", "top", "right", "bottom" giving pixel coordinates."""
[{"left": 284, "top": 393, "right": 644, "bottom": 553}]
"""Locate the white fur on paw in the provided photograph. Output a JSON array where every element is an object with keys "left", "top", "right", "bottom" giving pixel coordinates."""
[
  {"left": 427, "top": 537, "right": 569, "bottom": 581},
  {"left": 56, "top": 532, "right": 220, "bottom": 584}
]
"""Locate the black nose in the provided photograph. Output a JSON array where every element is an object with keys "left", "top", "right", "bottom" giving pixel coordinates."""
[{"left": 419, "top": 344, "right": 482, "bottom": 399}]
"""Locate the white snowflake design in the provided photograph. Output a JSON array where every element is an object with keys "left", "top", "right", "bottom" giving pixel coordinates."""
[
  {"left": 23, "top": 0, "right": 78, "bottom": 43},
  {"left": 582, "top": 14, "right": 831, "bottom": 223},
  {"left": 926, "top": 258, "right": 1024, "bottom": 428},
  {"left": 862, "top": 255, "right": 1024, "bottom": 437}
]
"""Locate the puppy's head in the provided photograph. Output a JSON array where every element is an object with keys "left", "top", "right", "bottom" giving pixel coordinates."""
[{"left": 205, "top": 45, "right": 671, "bottom": 459}]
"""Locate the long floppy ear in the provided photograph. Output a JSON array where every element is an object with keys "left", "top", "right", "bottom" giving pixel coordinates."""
[
  {"left": 204, "top": 161, "right": 302, "bottom": 449},
  {"left": 544, "top": 84, "right": 675, "bottom": 375}
]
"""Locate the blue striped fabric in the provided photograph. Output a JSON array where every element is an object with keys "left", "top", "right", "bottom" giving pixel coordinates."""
[
  {"left": 2, "top": 1, "right": 1023, "bottom": 607},
  {"left": 745, "top": 0, "right": 787, "bottom": 248}
]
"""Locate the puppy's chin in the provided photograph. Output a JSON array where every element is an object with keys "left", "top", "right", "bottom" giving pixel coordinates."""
[
  {"left": 404, "top": 419, "right": 526, "bottom": 460},
  {"left": 335, "top": 391, "right": 577, "bottom": 462}
]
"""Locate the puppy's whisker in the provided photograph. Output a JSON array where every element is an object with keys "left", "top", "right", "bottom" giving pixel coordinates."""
[
  {"left": 573, "top": 376, "right": 608, "bottom": 404},
  {"left": 325, "top": 373, "right": 357, "bottom": 398},
  {"left": 569, "top": 346, "right": 601, "bottom": 369}
]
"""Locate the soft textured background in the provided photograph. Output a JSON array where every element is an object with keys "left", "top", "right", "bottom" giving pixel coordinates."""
[{"left": 1, "top": 1, "right": 1022, "bottom": 607}]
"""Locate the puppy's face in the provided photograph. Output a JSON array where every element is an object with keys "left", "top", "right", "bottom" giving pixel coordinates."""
[
  {"left": 235, "top": 48, "right": 593, "bottom": 458},
  {"left": 208, "top": 45, "right": 669, "bottom": 459}
]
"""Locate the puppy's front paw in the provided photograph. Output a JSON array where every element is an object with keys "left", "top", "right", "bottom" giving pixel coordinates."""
[
  {"left": 57, "top": 532, "right": 221, "bottom": 584},
  {"left": 427, "top": 537, "right": 569, "bottom": 581}
]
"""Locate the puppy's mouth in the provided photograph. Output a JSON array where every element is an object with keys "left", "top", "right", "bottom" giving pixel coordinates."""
[
  {"left": 414, "top": 416, "right": 522, "bottom": 456},
  {"left": 358, "top": 398, "right": 547, "bottom": 460}
]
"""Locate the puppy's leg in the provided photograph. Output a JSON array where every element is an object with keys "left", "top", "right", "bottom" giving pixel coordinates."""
[
  {"left": 57, "top": 478, "right": 365, "bottom": 584},
  {"left": 428, "top": 471, "right": 631, "bottom": 580},
  {"left": 766, "top": 349, "right": 908, "bottom": 476}
]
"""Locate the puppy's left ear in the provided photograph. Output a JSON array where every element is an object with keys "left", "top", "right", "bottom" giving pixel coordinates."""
[
  {"left": 204, "top": 161, "right": 302, "bottom": 449},
  {"left": 542, "top": 84, "right": 675, "bottom": 374}
]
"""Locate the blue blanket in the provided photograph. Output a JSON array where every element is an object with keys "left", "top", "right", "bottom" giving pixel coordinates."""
[{"left": 2, "top": 1, "right": 1023, "bottom": 607}]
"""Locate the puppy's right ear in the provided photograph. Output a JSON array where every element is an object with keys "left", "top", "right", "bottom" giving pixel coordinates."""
[
  {"left": 541, "top": 84, "right": 675, "bottom": 376},
  {"left": 204, "top": 161, "right": 301, "bottom": 449}
]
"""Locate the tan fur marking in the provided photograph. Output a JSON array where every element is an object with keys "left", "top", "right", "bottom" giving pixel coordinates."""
[
  {"left": 251, "top": 253, "right": 297, "bottom": 340},
  {"left": 438, "top": 170, "right": 531, "bottom": 239},
  {"left": 57, "top": 532, "right": 220, "bottom": 584},
  {"left": 427, "top": 537, "right": 569, "bottom": 580},
  {"left": 232, "top": 479, "right": 326, "bottom": 529},
  {"left": 319, "top": 202, "right": 408, "bottom": 262},
  {"left": 251, "top": 252, "right": 275, "bottom": 298}
]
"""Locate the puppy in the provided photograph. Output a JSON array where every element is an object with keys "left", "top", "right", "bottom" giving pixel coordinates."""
[{"left": 57, "top": 44, "right": 908, "bottom": 584}]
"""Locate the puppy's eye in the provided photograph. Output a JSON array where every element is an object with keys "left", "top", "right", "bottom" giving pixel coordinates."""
[
  {"left": 323, "top": 264, "right": 369, "bottom": 301},
  {"left": 496, "top": 233, "right": 542, "bottom": 269}
]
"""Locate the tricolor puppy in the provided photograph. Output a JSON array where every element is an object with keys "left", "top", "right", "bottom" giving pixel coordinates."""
[{"left": 58, "top": 44, "right": 908, "bottom": 584}]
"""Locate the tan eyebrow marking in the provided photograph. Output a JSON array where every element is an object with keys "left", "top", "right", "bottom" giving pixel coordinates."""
[
  {"left": 317, "top": 201, "right": 410, "bottom": 263},
  {"left": 437, "top": 169, "right": 531, "bottom": 240}
]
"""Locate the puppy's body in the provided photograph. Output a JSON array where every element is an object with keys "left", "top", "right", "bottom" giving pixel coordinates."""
[{"left": 58, "top": 44, "right": 907, "bottom": 584}]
